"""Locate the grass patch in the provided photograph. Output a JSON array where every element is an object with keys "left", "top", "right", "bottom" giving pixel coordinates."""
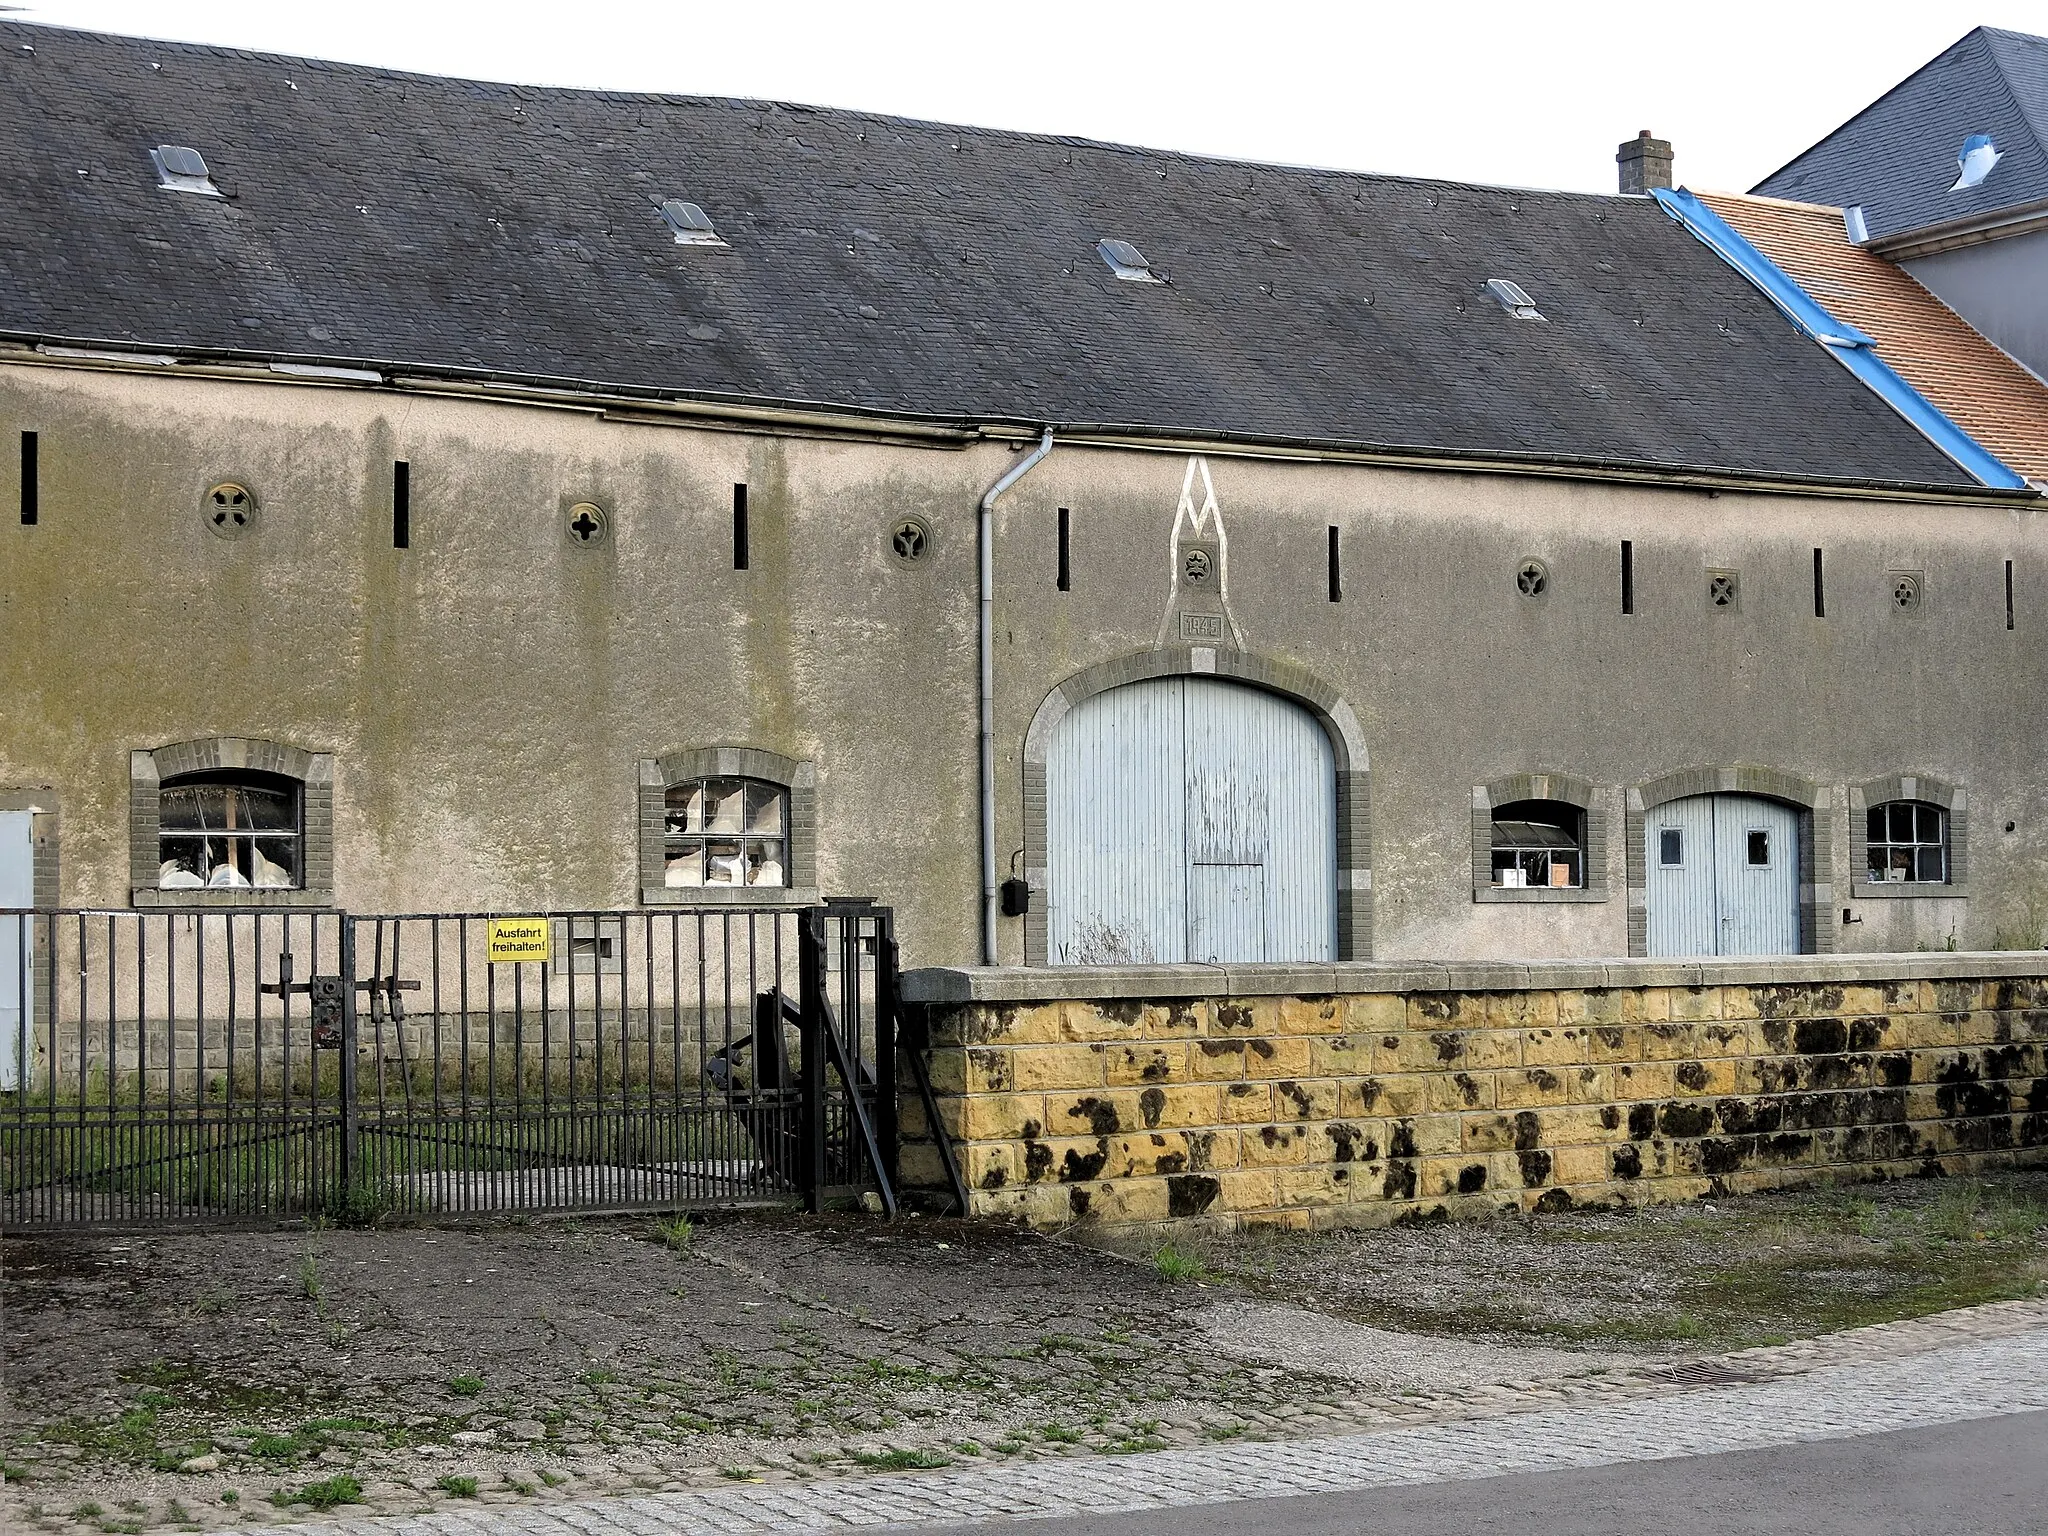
[
  {"left": 438, "top": 1475, "right": 479, "bottom": 1498},
  {"left": 1037, "top": 1423, "right": 1083, "bottom": 1444},
  {"left": 719, "top": 1467, "right": 764, "bottom": 1482},
  {"left": 539, "top": 1470, "right": 567, "bottom": 1488},
  {"left": 1208, "top": 1172, "right": 2048, "bottom": 1353},
  {"left": 268, "top": 1474, "right": 361, "bottom": 1511},
  {"left": 446, "top": 1375, "right": 484, "bottom": 1398},
  {"left": 1151, "top": 1242, "right": 1209, "bottom": 1283},
  {"left": 847, "top": 1447, "right": 953, "bottom": 1471},
  {"left": 654, "top": 1214, "right": 696, "bottom": 1252}
]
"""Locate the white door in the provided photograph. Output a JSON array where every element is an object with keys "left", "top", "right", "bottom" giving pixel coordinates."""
[
  {"left": 1644, "top": 794, "right": 1800, "bottom": 957},
  {"left": 1047, "top": 677, "right": 1335, "bottom": 964},
  {"left": 0, "top": 810, "right": 30, "bottom": 1090}
]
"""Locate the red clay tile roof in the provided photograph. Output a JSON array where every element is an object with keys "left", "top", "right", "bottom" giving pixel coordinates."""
[{"left": 1704, "top": 191, "right": 2048, "bottom": 482}]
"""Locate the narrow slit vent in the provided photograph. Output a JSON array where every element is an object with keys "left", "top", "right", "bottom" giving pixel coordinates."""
[
  {"left": 733, "top": 483, "right": 749, "bottom": 570},
  {"left": 1327, "top": 526, "right": 1342, "bottom": 603},
  {"left": 1812, "top": 548, "right": 1825, "bottom": 618},
  {"left": 19, "top": 431, "right": 36, "bottom": 526},
  {"left": 1620, "top": 540, "right": 1633, "bottom": 614},
  {"left": 392, "top": 460, "right": 410, "bottom": 549},
  {"left": 2007, "top": 560, "right": 2016, "bottom": 630},
  {"left": 1056, "top": 507, "right": 1071, "bottom": 592}
]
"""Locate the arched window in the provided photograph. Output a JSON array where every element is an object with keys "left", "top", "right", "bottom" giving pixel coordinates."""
[
  {"left": 1866, "top": 800, "right": 1948, "bottom": 885},
  {"left": 662, "top": 777, "right": 787, "bottom": 889},
  {"left": 157, "top": 769, "right": 302, "bottom": 889},
  {"left": 1471, "top": 773, "right": 1606, "bottom": 904},
  {"left": 131, "top": 738, "right": 333, "bottom": 908},
  {"left": 637, "top": 748, "right": 816, "bottom": 905},
  {"left": 1490, "top": 799, "right": 1584, "bottom": 890}
]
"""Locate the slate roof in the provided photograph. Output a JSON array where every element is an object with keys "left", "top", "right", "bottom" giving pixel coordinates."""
[
  {"left": 0, "top": 21, "right": 1983, "bottom": 490},
  {"left": 1753, "top": 27, "right": 2048, "bottom": 243},
  {"left": 1705, "top": 193, "right": 2048, "bottom": 481}
]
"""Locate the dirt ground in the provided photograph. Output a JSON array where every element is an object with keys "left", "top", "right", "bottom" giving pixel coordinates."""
[{"left": 3, "top": 1172, "right": 2044, "bottom": 1536}]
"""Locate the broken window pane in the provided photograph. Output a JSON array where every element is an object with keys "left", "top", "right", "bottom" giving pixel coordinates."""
[
  {"left": 1866, "top": 799, "right": 1947, "bottom": 885},
  {"left": 157, "top": 770, "right": 303, "bottom": 890},
  {"left": 664, "top": 776, "right": 789, "bottom": 889}
]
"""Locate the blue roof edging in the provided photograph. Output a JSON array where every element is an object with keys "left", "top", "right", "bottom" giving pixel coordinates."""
[{"left": 1651, "top": 186, "right": 2029, "bottom": 492}]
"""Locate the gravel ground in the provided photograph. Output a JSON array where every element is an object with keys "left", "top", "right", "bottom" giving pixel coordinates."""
[{"left": 5, "top": 1171, "right": 2043, "bottom": 1536}]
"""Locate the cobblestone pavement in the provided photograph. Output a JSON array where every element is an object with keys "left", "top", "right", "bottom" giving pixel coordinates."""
[{"left": 273, "top": 1299, "right": 2048, "bottom": 1536}]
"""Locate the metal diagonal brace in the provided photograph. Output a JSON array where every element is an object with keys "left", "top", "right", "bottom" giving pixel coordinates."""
[{"left": 814, "top": 989, "right": 898, "bottom": 1219}]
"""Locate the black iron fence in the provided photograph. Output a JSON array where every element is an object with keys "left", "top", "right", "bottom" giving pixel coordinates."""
[{"left": 0, "top": 900, "right": 902, "bottom": 1228}]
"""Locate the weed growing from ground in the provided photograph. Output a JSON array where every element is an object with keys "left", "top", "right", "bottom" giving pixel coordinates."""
[
  {"left": 654, "top": 1215, "right": 695, "bottom": 1252},
  {"left": 437, "top": 1475, "right": 479, "bottom": 1498},
  {"left": 1151, "top": 1243, "right": 1209, "bottom": 1283},
  {"left": 848, "top": 1447, "right": 952, "bottom": 1471},
  {"left": 446, "top": 1375, "right": 484, "bottom": 1398},
  {"left": 269, "top": 1474, "right": 361, "bottom": 1511},
  {"left": 538, "top": 1470, "right": 567, "bottom": 1488},
  {"left": 719, "top": 1467, "right": 763, "bottom": 1482}
]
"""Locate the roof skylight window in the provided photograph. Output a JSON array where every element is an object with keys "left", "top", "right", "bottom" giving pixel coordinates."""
[
  {"left": 1096, "top": 238, "right": 1162, "bottom": 283},
  {"left": 659, "top": 199, "right": 726, "bottom": 246},
  {"left": 150, "top": 145, "right": 219, "bottom": 196},
  {"left": 1484, "top": 278, "right": 1545, "bottom": 322}
]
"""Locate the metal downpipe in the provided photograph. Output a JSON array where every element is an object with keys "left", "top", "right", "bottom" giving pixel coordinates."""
[{"left": 978, "top": 428, "right": 1056, "bottom": 965}]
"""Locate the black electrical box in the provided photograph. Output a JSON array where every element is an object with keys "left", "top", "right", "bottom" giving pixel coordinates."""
[{"left": 999, "top": 877, "right": 1031, "bottom": 916}]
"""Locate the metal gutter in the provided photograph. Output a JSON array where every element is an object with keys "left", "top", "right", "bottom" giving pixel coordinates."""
[
  {"left": 1, "top": 335, "right": 2032, "bottom": 506},
  {"left": 1867, "top": 195, "right": 2048, "bottom": 261},
  {"left": 976, "top": 429, "right": 1056, "bottom": 966},
  {"left": 1652, "top": 188, "right": 2030, "bottom": 493}
]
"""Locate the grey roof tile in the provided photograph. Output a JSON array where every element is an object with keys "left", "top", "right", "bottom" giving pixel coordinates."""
[{"left": 0, "top": 21, "right": 1977, "bottom": 488}]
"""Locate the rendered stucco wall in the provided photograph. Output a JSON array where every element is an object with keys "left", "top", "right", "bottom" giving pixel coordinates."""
[{"left": 2, "top": 359, "right": 2047, "bottom": 966}]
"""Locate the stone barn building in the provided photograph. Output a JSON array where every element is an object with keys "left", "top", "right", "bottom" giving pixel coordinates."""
[{"left": 2, "top": 20, "right": 2045, "bottom": 977}]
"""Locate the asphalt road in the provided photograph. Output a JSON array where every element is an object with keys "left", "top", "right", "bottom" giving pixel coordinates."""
[{"left": 902, "top": 1411, "right": 2048, "bottom": 1536}]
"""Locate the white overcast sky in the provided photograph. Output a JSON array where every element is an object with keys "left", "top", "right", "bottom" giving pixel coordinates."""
[{"left": 15, "top": 1, "right": 2048, "bottom": 194}]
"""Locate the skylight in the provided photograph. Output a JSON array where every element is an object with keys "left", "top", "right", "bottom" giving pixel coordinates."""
[
  {"left": 659, "top": 200, "right": 725, "bottom": 246},
  {"left": 1484, "top": 278, "right": 1545, "bottom": 322},
  {"left": 150, "top": 145, "right": 218, "bottom": 196},
  {"left": 1097, "top": 238, "right": 1162, "bottom": 283}
]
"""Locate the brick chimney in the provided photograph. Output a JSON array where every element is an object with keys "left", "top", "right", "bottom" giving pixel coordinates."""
[{"left": 1617, "top": 129, "right": 1674, "bottom": 195}]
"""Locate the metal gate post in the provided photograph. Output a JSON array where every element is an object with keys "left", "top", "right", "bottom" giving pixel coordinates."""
[
  {"left": 337, "top": 914, "right": 361, "bottom": 1200},
  {"left": 797, "top": 907, "right": 827, "bottom": 1213},
  {"left": 876, "top": 911, "right": 900, "bottom": 1183}
]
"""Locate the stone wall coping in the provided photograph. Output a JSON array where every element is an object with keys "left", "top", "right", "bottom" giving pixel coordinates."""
[{"left": 901, "top": 952, "right": 2048, "bottom": 1003}]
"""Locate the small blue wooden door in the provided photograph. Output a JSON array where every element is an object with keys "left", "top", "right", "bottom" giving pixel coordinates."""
[
  {"left": 0, "top": 809, "right": 30, "bottom": 1090},
  {"left": 1644, "top": 794, "right": 1799, "bottom": 957},
  {"left": 1047, "top": 677, "right": 1335, "bottom": 964}
]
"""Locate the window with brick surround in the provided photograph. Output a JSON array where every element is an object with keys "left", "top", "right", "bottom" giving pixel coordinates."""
[
  {"left": 130, "top": 738, "right": 333, "bottom": 908},
  {"left": 638, "top": 747, "right": 816, "bottom": 906}
]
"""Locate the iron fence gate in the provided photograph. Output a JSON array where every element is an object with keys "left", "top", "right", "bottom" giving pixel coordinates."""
[{"left": 0, "top": 900, "right": 900, "bottom": 1228}]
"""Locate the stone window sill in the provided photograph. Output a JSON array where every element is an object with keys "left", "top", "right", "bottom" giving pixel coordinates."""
[
  {"left": 1473, "top": 886, "right": 1608, "bottom": 904},
  {"left": 132, "top": 887, "right": 334, "bottom": 910},
  {"left": 639, "top": 886, "right": 821, "bottom": 909},
  {"left": 1851, "top": 881, "right": 1968, "bottom": 901}
]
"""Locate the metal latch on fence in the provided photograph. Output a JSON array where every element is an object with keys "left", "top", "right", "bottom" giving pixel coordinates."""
[{"left": 258, "top": 951, "right": 417, "bottom": 1049}]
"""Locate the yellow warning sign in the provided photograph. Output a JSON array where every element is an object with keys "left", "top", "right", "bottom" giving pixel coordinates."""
[{"left": 485, "top": 917, "right": 550, "bottom": 965}]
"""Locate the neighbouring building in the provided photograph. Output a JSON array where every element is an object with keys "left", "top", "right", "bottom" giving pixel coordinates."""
[
  {"left": 3, "top": 20, "right": 2047, "bottom": 980},
  {"left": 1755, "top": 25, "right": 2048, "bottom": 384}
]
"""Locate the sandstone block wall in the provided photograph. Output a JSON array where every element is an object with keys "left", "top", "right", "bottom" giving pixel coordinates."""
[{"left": 898, "top": 972, "right": 2048, "bottom": 1229}]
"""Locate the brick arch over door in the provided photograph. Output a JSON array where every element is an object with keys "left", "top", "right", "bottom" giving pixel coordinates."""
[
  {"left": 1627, "top": 766, "right": 1834, "bottom": 957},
  {"left": 1020, "top": 646, "right": 1370, "bottom": 964}
]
